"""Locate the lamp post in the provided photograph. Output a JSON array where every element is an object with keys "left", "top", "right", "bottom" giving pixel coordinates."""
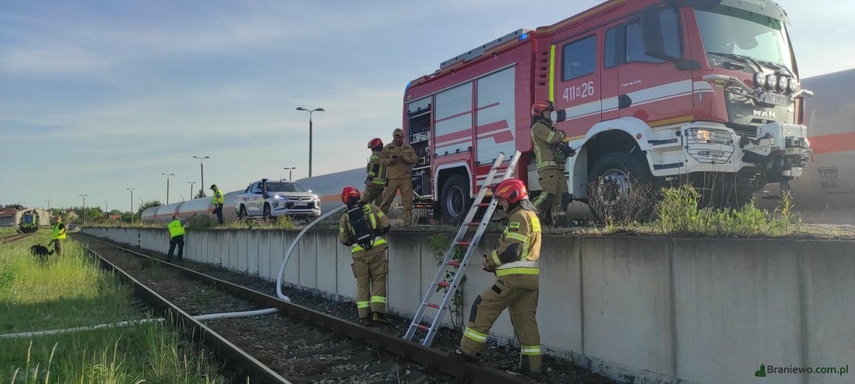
[
  {"left": 188, "top": 181, "right": 196, "bottom": 199},
  {"left": 46, "top": 199, "right": 52, "bottom": 210},
  {"left": 162, "top": 173, "right": 175, "bottom": 204},
  {"left": 283, "top": 167, "right": 295, "bottom": 181},
  {"left": 296, "top": 107, "right": 325, "bottom": 177},
  {"left": 104, "top": 200, "right": 109, "bottom": 218},
  {"left": 79, "top": 194, "right": 88, "bottom": 225},
  {"left": 127, "top": 188, "right": 135, "bottom": 224},
  {"left": 180, "top": 194, "right": 185, "bottom": 202},
  {"left": 193, "top": 155, "right": 210, "bottom": 196}
]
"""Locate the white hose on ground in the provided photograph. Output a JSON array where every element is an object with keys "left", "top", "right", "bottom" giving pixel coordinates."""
[
  {"left": 0, "top": 318, "right": 164, "bottom": 339},
  {"left": 276, "top": 205, "right": 347, "bottom": 302},
  {"left": 193, "top": 308, "right": 278, "bottom": 321}
]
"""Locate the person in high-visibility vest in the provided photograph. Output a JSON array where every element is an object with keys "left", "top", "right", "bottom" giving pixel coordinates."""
[
  {"left": 166, "top": 213, "right": 196, "bottom": 262},
  {"left": 449, "top": 178, "right": 543, "bottom": 380},
  {"left": 338, "top": 186, "right": 392, "bottom": 326},
  {"left": 49, "top": 216, "right": 66, "bottom": 256},
  {"left": 361, "top": 137, "right": 387, "bottom": 207},
  {"left": 210, "top": 184, "right": 225, "bottom": 224}
]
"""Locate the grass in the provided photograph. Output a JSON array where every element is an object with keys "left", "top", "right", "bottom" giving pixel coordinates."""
[{"left": 0, "top": 232, "right": 226, "bottom": 384}]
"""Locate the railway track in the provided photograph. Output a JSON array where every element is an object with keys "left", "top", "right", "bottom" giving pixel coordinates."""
[
  {"left": 0, "top": 233, "right": 31, "bottom": 244},
  {"left": 79, "top": 235, "right": 536, "bottom": 384}
]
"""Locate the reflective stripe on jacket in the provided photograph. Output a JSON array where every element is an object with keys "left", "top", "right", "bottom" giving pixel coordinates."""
[
  {"left": 168, "top": 220, "right": 185, "bottom": 238},
  {"left": 489, "top": 207, "right": 541, "bottom": 276},
  {"left": 338, "top": 203, "right": 391, "bottom": 254},
  {"left": 530, "top": 120, "right": 565, "bottom": 171},
  {"left": 366, "top": 150, "right": 387, "bottom": 185}
]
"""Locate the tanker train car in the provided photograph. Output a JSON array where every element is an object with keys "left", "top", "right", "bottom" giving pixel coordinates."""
[
  {"left": 756, "top": 68, "right": 855, "bottom": 224},
  {"left": 141, "top": 191, "right": 241, "bottom": 225}
]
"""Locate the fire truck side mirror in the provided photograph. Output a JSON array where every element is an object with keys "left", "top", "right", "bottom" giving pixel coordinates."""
[{"left": 555, "top": 109, "right": 567, "bottom": 123}]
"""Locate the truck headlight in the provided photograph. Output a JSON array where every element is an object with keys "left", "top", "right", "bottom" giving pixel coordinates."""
[
  {"left": 688, "top": 128, "right": 730, "bottom": 145},
  {"left": 787, "top": 77, "right": 799, "bottom": 93},
  {"left": 776, "top": 76, "right": 788, "bottom": 92},
  {"left": 765, "top": 74, "right": 777, "bottom": 90},
  {"left": 753, "top": 72, "right": 766, "bottom": 89}
]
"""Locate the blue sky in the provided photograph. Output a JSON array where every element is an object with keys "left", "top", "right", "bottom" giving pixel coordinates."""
[{"left": 1, "top": 0, "right": 853, "bottom": 213}]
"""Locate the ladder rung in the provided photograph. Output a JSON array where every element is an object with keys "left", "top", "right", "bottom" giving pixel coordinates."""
[
  {"left": 417, "top": 324, "right": 430, "bottom": 331},
  {"left": 478, "top": 203, "right": 490, "bottom": 207},
  {"left": 467, "top": 222, "right": 479, "bottom": 226},
  {"left": 426, "top": 302, "right": 440, "bottom": 309},
  {"left": 457, "top": 241, "right": 471, "bottom": 247},
  {"left": 438, "top": 281, "right": 450, "bottom": 288},
  {"left": 447, "top": 261, "right": 460, "bottom": 267}
]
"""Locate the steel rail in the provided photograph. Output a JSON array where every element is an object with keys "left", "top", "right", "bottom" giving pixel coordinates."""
[
  {"left": 81, "top": 241, "right": 292, "bottom": 384},
  {"left": 81, "top": 235, "right": 532, "bottom": 384}
]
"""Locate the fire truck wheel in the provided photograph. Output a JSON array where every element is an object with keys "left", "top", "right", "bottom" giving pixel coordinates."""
[
  {"left": 587, "top": 152, "right": 654, "bottom": 223},
  {"left": 440, "top": 174, "right": 472, "bottom": 223}
]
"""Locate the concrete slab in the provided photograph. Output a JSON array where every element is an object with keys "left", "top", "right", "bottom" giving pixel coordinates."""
[
  {"left": 539, "top": 234, "right": 583, "bottom": 356},
  {"left": 299, "top": 232, "right": 318, "bottom": 290},
  {"left": 673, "top": 239, "right": 802, "bottom": 384}
]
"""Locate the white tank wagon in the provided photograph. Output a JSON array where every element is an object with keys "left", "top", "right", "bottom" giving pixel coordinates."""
[
  {"left": 141, "top": 191, "right": 241, "bottom": 225},
  {"left": 757, "top": 68, "right": 855, "bottom": 223}
]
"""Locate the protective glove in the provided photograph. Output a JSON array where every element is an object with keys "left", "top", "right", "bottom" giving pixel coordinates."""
[
  {"left": 558, "top": 143, "right": 576, "bottom": 157},
  {"left": 390, "top": 156, "right": 399, "bottom": 164},
  {"left": 482, "top": 255, "right": 495, "bottom": 273}
]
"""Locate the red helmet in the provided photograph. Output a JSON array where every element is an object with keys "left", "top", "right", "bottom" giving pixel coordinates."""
[
  {"left": 530, "top": 100, "right": 555, "bottom": 117},
  {"left": 367, "top": 138, "right": 383, "bottom": 149},
  {"left": 492, "top": 179, "right": 528, "bottom": 204},
  {"left": 341, "top": 186, "right": 361, "bottom": 205}
]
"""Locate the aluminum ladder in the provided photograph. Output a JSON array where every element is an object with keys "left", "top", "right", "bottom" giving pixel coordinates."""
[{"left": 403, "top": 150, "right": 522, "bottom": 346}]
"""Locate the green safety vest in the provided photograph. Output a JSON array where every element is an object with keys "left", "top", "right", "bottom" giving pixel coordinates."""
[{"left": 168, "top": 220, "right": 185, "bottom": 238}]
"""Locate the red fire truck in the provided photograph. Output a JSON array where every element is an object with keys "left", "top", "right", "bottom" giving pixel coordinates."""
[{"left": 402, "top": 0, "right": 812, "bottom": 222}]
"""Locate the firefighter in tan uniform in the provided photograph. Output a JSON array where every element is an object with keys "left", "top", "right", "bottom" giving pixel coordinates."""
[
  {"left": 338, "top": 186, "right": 394, "bottom": 326},
  {"left": 379, "top": 128, "right": 419, "bottom": 225},
  {"left": 530, "top": 100, "right": 575, "bottom": 227},
  {"left": 450, "top": 179, "right": 543, "bottom": 380},
  {"left": 361, "top": 137, "right": 387, "bottom": 206}
]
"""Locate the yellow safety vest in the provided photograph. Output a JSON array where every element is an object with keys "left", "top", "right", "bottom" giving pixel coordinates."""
[
  {"left": 212, "top": 189, "right": 224, "bottom": 205},
  {"left": 52, "top": 223, "right": 66, "bottom": 240},
  {"left": 168, "top": 220, "right": 185, "bottom": 238}
]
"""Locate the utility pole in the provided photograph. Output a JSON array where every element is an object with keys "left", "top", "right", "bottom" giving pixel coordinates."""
[{"left": 127, "top": 188, "right": 135, "bottom": 224}]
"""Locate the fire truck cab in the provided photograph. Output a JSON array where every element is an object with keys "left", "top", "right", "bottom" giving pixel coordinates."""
[{"left": 404, "top": 0, "right": 811, "bottom": 223}]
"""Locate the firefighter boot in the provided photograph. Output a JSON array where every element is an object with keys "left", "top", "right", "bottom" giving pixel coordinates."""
[
  {"left": 371, "top": 312, "right": 393, "bottom": 324},
  {"left": 359, "top": 317, "right": 372, "bottom": 326}
]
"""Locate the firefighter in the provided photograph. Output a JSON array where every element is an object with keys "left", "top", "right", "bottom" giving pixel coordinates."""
[
  {"left": 362, "top": 137, "right": 387, "bottom": 206},
  {"left": 379, "top": 128, "right": 419, "bottom": 226},
  {"left": 166, "top": 213, "right": 196, "bottom": 262},
  {"left": 210, "top": 184, "right": 225, "bottom": 224},
  {"left": 450, "top": 178, "right": 543, "bottom": 379},
  {"left": 530, "top": 100, "right": 576, "bottom": 227},
  {"left": 338, "top": 186, "right": 393, "bottom": 326},
  {"left": 49, "top": 216, "right": 66, "bottom": 256}
]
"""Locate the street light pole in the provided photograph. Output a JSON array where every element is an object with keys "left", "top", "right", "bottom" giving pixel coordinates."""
[
  {"left": 127, "top": 188, "right": 135, "bottom": 224},
  {"left": 193, "top": 155, "right": 210, "bottom": 196},
  {"left": 283, "top": 167, "right": 295, "bottom": 181},
  {"left": 296, "top": 107, "right": 325, "bottom": 177},
  {"left": 104, "top": 200, "right": 109, "bottom": 217},
  {"left": 46, "top": 199, "right": 51, "bottom": 210},
  {"left": 188, "top": 181, "right": 196, "bottom": 199},
  {"left": 79, "top": 194, "right": 88, "bottom": 225},
  {"left": 162, "top": 173, "right": 175, "bottom": 204}
]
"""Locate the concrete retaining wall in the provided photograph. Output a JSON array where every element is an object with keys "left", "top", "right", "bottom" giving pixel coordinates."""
[{"left": 82, "top": 227, "right": 855, "bottom": 384}]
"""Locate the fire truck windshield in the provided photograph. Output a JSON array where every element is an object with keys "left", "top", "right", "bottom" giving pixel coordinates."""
[{"left": 694, "top": 5, "right": 794, "bottom": 72}]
